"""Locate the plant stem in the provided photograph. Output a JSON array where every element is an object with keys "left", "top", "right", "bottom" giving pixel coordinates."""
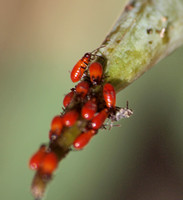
[
  {"left": 30, "top": 0, "right": 183, "bottom": 199},
  {"left": 101, "top": 0, "right": 183, "bottom": 92}
]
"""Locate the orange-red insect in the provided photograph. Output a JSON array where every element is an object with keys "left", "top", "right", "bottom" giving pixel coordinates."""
[
  {"left": 63, "top": 91, "right": 74, "bottom": 107},
  {"left": 40, "top": 152, "right": 58, "bottom": 174},
  {"left": 75, "top": 81, "right": 89, "bottom": 98},
  {"left": 50, "top": 115, "right": 63, "bottom": 133},
  {"left": 89, "top": 62, "right": 103, "bottom": 85},
  {"left": 103, "top": 83, "right": 116, "bottom": 108},
  {"left": 62, "top": 110, "right": 79, "bottom": 127},
  {"left": 73, "top": 129, "right": 96, "bottom": 149},
  {"left": 70, "top": 53, "right": 91, "bottom": 82},
  {"left": 70, "top": 46, "right": 105, "bottom": 83},
  {"left": 91, "top": 108, "right": 109, "bottom": 130},
  {"left": 81, "top": 99, "right": 97, "bottom": 120},
  {"left": 49, "top": 116, "right": 63, "bottom": 140},
  {"left": 29, "top": 145, "right": 46, "bottom": 170}
]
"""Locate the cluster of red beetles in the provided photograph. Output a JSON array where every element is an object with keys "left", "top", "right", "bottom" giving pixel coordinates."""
[{"left": 29, "top": 47, "right": 133, "bottom": 179}]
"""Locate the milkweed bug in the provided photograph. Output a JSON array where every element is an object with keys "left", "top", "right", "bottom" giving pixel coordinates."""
[
  {"left": 73, "top": 129, "right": 96, "bottom": 149},
  {"left": 81, "top": 99, "right": 97, "bottom": 120},
  {"left": 70, "top": 46, "right": 105, "bottom": 82},
  {"left": 29, "top": 145, "right": 46, "bottom": 170},
  {"left": 40, "top": 152, "right": 58, "bottom": 174},
  {"left": 103, "top": 83, "right": 116, "bottom": 108},
  {"left": 75, "top": 81, "right": 89, "bottom": 98},
  {"left": 70, "top": 53, "right": 91, "bottom": 82},
  {"left": 89, "top": 62, "right": 103, "bottom": 85},
  {"left": 62, "top": 110, "right": 79, "bottom": 127},
  {"left": 50, "top": 116, "right": 63, "bottom": 133},
  {"left": 63, "top": 91, "right": 74, "bottom": 107},
  {"left": 91, "top": 108, "right": 109, "bottom": 130}
]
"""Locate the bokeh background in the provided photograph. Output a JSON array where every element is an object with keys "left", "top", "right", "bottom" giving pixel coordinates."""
[{"left": 0, "top": 0, "right": 183, "bottom": 200}]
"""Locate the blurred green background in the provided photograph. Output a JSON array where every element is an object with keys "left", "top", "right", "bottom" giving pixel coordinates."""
[{"left": 0, "top": 0, "right": 183, "bottom": 200}]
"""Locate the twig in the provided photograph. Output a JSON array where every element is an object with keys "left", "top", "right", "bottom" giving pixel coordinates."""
[{"left": 30, "top": 0, "right": 183, "bottom": 199}]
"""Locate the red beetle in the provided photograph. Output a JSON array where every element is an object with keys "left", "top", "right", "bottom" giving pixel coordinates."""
[
  {"left": 103, "top": 83, "right": 116, "bottom": 108},
  {"left": 91, "top": 108, "right": 109, "bottom": 130},
  {"left": 73, "top": 129, "right": 96, "bottom": 149},
  {"left": 75, "top": 81, "right": 89, "bottom": 98},
  {"left": 63, "top": 91, "right": 74, "bottom": 107},
  {"left": 29, "top": 145, "right": 46, "bottom": 170},
  {"left": 70, "top": 53, "right": 91, "bottom": 82},
  {"left": 81, "top": 99, "right": 97, "bottom": 120},
  {"left": 40, "top": 151, "right": 58, "bottom": 174},
  {"left": 62, "top": 110, "right": 79, "bottom": 127},
  {"left": 89, "top": 62, "right": 103, "bottom": 84}
]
